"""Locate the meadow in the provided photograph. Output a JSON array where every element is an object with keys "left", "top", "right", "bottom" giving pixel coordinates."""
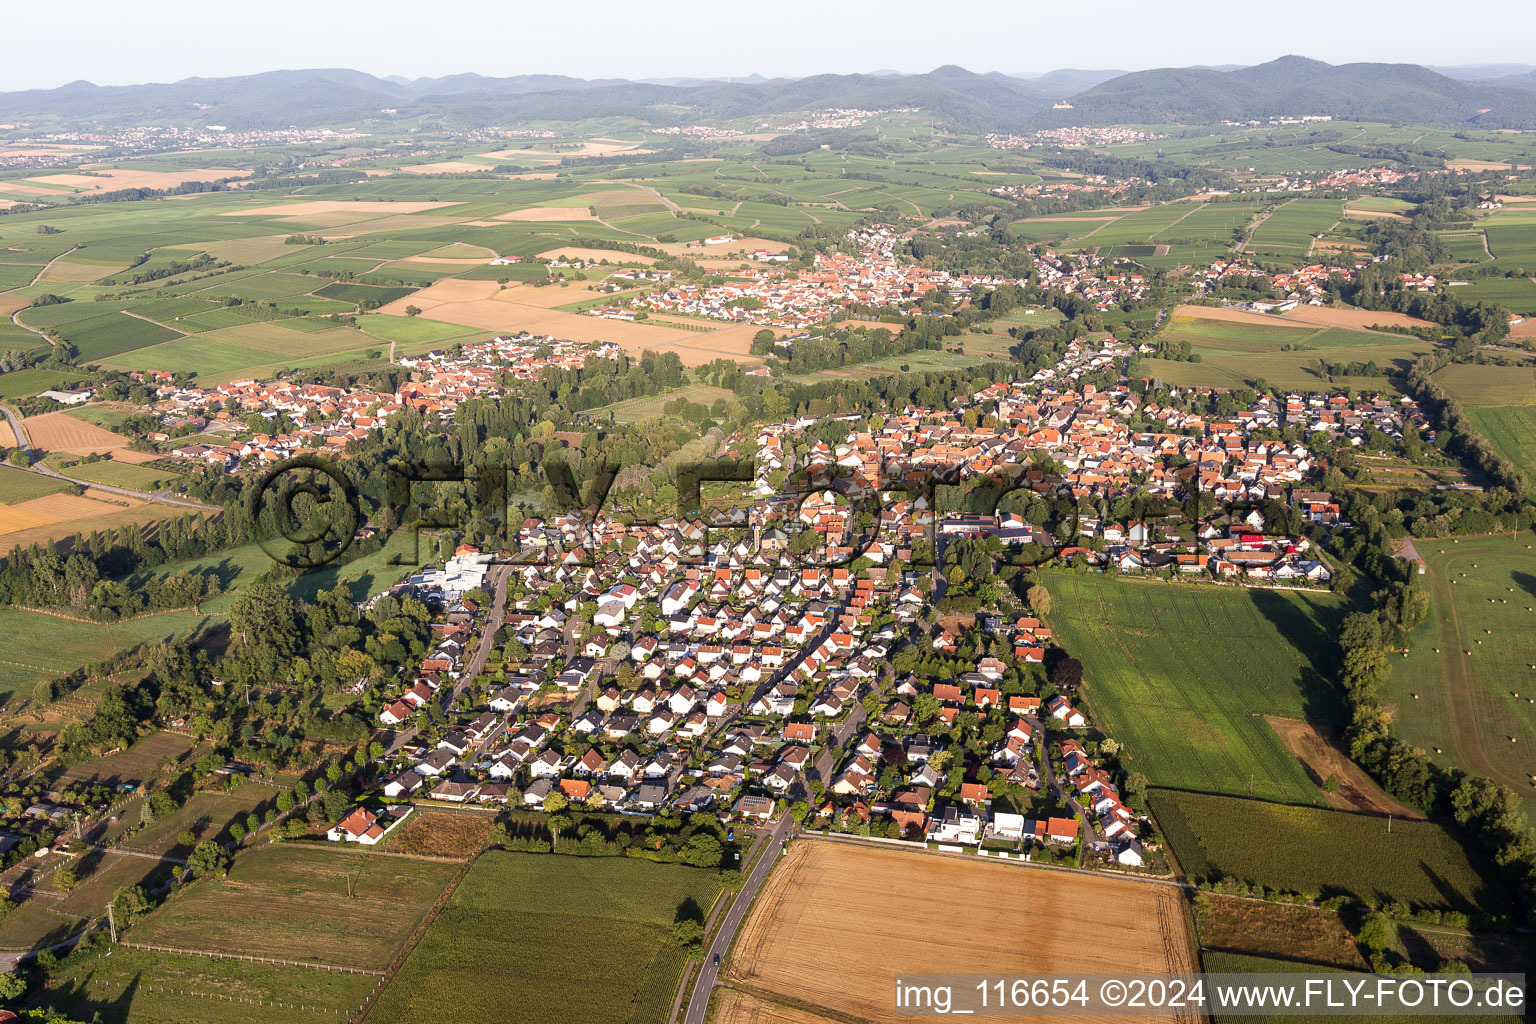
[
  {"left": 0, "top": 607, "right": 210, "bottom": 707},
  {"left": 1150, "top": 789, "right": 1497, "bottom": 914},
  {"left": 1429, "top": 362, "right": 1536, "bottom": 406},
  {"left": 363, "top": 851, "right": 724, "bottom": 1024},
  {"left": 41, "top": 943, "right": 377, "bottom": 1024},
  {"left": 1041, "top": 573, "right": 1345, "bottom": 804},
  {"left": 131, "top": 843, "right": 459, "bottom": 971},
  {"left": 1463, "top": 405, "right": 1536, "bottom": 483},
  {"left": 1384, "top": 535, "right": 1536, "bottom": 810}
]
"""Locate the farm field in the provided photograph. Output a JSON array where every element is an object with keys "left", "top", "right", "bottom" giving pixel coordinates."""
[
  {"left": 1150, "top": 789, "right": 1496, "bottom": 914},
  {"left": 130, "top": 843, "right": 459, "bottom": 971},
  {"left": 1448, "top": 276, "right": 1536, "bottom": 314},
  {"left": 1041, "top": 574, "right": 1344, "bottom": 804},
  {"left": 1431, "top": 362, "right": 1536, "bottom": 406},
  {"left": 50, "top": 456, "right": 182, "bottom": 491},
  {"left": 722, "top": 841, "right": 1198, "bottom": 1024},
  {"left": 115, "top": 782, "right": 279, "bottom": 856},
  {"left": 1246, "top": 198, "right": 1343, "bottom": 259},
  {"left": 41, "top": 943, "right": 377, "bottom": 1024},
  {"left": 1384, "top": 536, "right": 1536, "bottom": 808},
  {"left": 0, "top": 467, "right": 71, "bottom": 503},
  {"left": 0, "top": 488, "right": 205, "bottom": 558},
  {"left": 364, "top": 851, "right": 724, "bottom": 1024}
]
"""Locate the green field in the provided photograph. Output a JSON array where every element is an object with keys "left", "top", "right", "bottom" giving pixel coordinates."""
[
  {"left": 1151, "top": 789, "right": 1497, "bottom": 913},
  {"left": 1140, "top": 313, "right": 1435, "bottom": 391},
  {"left": 0, "top": 366, "right": 82, "bottom": 400},
  {"left": 42, "top": 943, "right": 377, "bottom": 1024},
  {"left": 1449, "top": 277, "right": 1536, "bottom": 314},
  {"left": 1464, "top": 405, "right": 1536, "bottom": 483},
  {"left": 1042, "top": 574, "right": 1345, "bottom": 804},
  {"left": 1431, "top": 362, "right": 1536, "bottom": 406},
  {"left": 1385, "top": 536, "right": 1536, "bottom": 809},
  {"left": 0, "top": 607, "right": 211, "bottom": 707},
  {"left": 131, "top": 843, "right": 459, "bottom": 971},
  {"left": 0, "top": 467, "right": 72, "bottom": 503},
  {"left": 364, "top": 851, "right": 724, "bottom": 1024},
  {"left": 53, "top": 457, "right": 182, "bottom": 491},
  {"left": 1247, "top": 199, "right": 1344, "bottom": 260}
]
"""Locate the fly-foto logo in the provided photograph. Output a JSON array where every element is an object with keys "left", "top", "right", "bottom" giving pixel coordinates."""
[{"left": 247, "top": 450, "right": 1259, "bottom": 575}]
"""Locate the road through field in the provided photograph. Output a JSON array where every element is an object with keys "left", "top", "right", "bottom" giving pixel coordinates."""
[{"left": 684, "top": 812, "right": 795, "bottom": 1024}]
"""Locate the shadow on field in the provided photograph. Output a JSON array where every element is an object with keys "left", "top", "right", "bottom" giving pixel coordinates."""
[
  {"left": 1513, "top": 571, "right": 1536, "bottom": 602},
  {"left": 1247, "top": 588, "right": 1345, "bottom": 724},
  {"left": 34, "top": 962, "right": 140, "bottom": 1023}
]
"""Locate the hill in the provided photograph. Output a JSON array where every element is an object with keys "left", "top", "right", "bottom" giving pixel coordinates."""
[
  {"left": 1032, "top": 56, "right": 1536, "bottom": 129},
  {"left": 0, "top": 66, "right": 1049, "bottom": 131}
]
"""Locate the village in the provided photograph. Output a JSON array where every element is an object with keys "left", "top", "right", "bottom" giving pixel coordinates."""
[{"left": 323, "top": 312, "right": 1426, "bottom": 872}]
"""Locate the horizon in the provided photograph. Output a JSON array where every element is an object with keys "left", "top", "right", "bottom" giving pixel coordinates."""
[
  {"left": 5, "top": 0, "right": 1533, "bottom": 92},
  {"left": 9, "top": 54, "right": 1536, "bottom": 96}
]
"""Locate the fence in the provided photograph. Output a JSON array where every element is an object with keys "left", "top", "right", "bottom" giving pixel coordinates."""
[{"left": 119, "top": 941, "right": 383, "bottom": 976}]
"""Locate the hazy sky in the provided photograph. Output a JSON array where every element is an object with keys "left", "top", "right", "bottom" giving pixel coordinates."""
[{"left": 7, "top": 0, "right": 1535, "bottom": 91}]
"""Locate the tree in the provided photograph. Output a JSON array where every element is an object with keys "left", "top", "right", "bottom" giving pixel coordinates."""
[
  {"left": 404, "top": 305, "right": 422, "bottom": 317},
  {"left": 1026, "top": 583, "right": 1053, "bottom": 615},
  {"left": 186, "top": 840, "right": 231, "bottom": 880},
  {"left": 1357, "top": 912, "right": 1396, "bottom": 953},
  {"left": 1123, "top": 772, "right": 1149, "bottom": 799},
  {"left": 54, "top": 866, "right": 79, "bottom": 891},
  {"left": 0, "top": 970, "right": 23, "bottom": 1002},
  {"left": 112, "top": 884, "right": 153, "bottom": 925},
  {"left": 680, "top": 832, "right": 723, "bottom": 868}
]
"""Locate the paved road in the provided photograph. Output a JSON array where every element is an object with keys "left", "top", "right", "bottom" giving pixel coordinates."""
[
  {"left": 0, "top": 407, "right": 218, "bottom": 513},
  {"left": 383, "top": 563, "right": 510, "bottom": 756},
  {"left": 683, "top": 813, "right": 795, "bottom": 1024},
  {"left": 809, "top": 702, "right": 867, "bottom": 791}
]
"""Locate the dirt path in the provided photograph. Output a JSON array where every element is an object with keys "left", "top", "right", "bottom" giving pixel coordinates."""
[
  {"left": 1266, "top": 716, "right": 1422, "bottom": 818},
  {"left": 1235, "top": 199, "right": 1289, "bottom": 255},
  {"left": 123, "top": 309, "right": 188, "bottom": 335},
  {"left": 5, "top": 245, "right": 80, "bottom": 344}
]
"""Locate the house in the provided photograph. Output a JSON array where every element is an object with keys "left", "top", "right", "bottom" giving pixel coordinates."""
[
  {"left": 430, "top": 779, "right": 480, "bottom": 803},
  {"left": 1045, "top": 695, "right": 1086, "bottom": 728},
  {"left": 1045, "top": 816, "right": 1079, "bottom": 844},
  {"left": 381, "top": 771, "right": 424, "bottom": 799},
  {"left": 328, "top": 807, "right": 386, "bottom": 845},
  {"left": 736, "top": 794, "right": 775, "bottom": 820},
  {"left": 782, "top": 721, "right": 816, "bottom": 743}
]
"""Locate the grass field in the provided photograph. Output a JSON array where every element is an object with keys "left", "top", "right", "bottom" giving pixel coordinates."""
[
  {"left": 1448, "top": 277, "right": 1536, "bottom": 314},
  {"left": 1431, "top": 363, "right": 1536, "bottom": 406},
  {"left": 1463, "top": 405, "right": 1536, "bottom": 483},
  {"left": 42, "top": 943, "right": 377, "bottom": 1024},
  {"left": 364, "top": 851, "right": 724, "bottom": 1024},
  {"left": 52, "top": 457, "right": 182, "bottom": 491},
  {"left": 1151, "top": 789, "right": 1496, "bottom": 914},
  {"left": 116, "top": 783, "right": 278, "bottom": 856},
  {"left": 55, "top": 731, "right": 196, "bottom": 788},
  {"left": 131, "top": 843, "right": 458, "bottom": 971},
  {"left": 721, "top": 841, "right": 1198, "bottom": 1023},
  {"left": 1247, "top": 199, "right": 1344, "bottom": 259},
  {"left": 0, "top": 609, "right": 210, "bottom": 707},
  {"left": 1384, "top": 535, "right": 1536, "bottom": 809},
  {"left": 1041, "top": 574, "right": 1345, "bottom": 804}
]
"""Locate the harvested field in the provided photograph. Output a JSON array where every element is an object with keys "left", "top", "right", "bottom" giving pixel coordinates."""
[
  {"left": 725, "top": 840, "right": 1198, "bottom": 1024},
  {"left": 397, "top": 161, "right": 495, "bottom": 175},
  {"left": 1170, "top": 304, "right": 1307, "bottom": 327},
  {"left": 29, "top": 167, "right": 249, "bottom": 191},
  {"left": 38, "top": 260, "right": 124, "bottom": 284},
  {"left": 0, "top": 491, "right": 135, "bottom": 531},
  {"left": 1449, "top": 159, "right": 1512, "bottom": 172},
  {"left": 374, "top": 279, "right": 743, "bottom": 361},
  {"left": 0, "top": 494, "right": 199, "bottom": 552},
  {"left": 1280, "top": 306, "right": 1437, "bottom": 330},
  {"left": 1265, "top": 717, "right": 1420, "bottom": 818},
  {"left": 0, "top": 420, "right": 16, "bottom": 447},
  {"left": 712, "top": 988, "right": 836, "bottom": 1024},
  {"left": 492, "top": 206, "right": 598, "bottom": 222},
  {"left": 535, "top": 245, "right": 656, "bottom": 264},
  {"left": 21, "top": 410, "right": 131, "bottom": 453}
]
